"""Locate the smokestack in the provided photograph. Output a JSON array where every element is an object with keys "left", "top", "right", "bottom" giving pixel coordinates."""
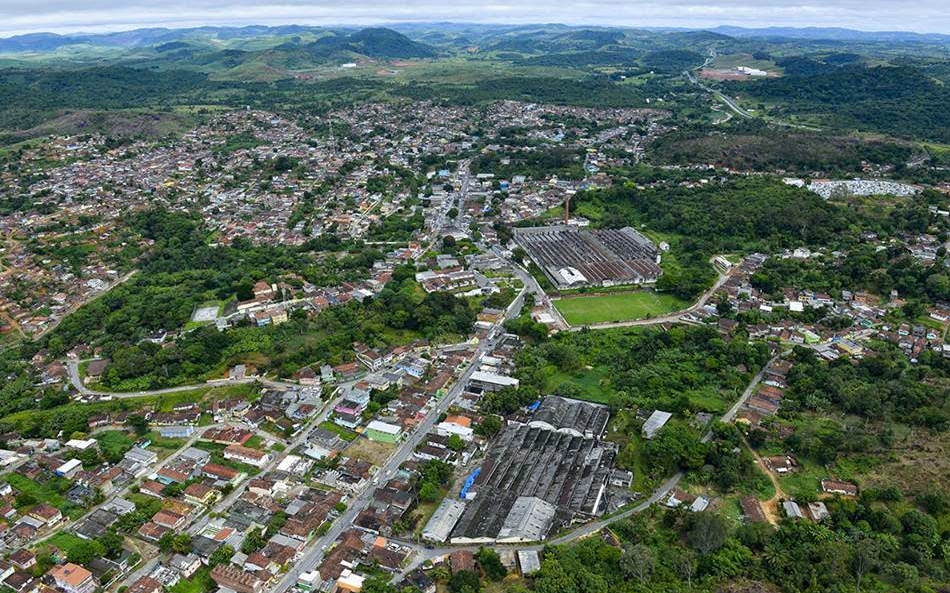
[{"left": 563, "top": 195, "right": 570, "bottom": 225}]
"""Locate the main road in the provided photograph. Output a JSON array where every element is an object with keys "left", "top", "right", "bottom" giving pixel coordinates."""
[{"left": 268, "top": 284, "right": 529, "bottom": 593}]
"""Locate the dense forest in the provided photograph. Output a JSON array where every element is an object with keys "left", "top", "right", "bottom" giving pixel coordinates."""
[
  {"left": 735, "top": 65, "right": 950, "bottom": 142},
  {"left": 572, "top": 177, "right": 856, "bottom": 298}
]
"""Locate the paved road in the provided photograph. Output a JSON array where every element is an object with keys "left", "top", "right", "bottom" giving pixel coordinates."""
[
  {"left": 268, "top": 286, "right": 528, "bottom": 593},
  {"left": 66, "top": 359, "right": 301, "bottom": 398},
  {"left": 384, "top": 350, "right": 783, "bottom": 582},
  {"left": 563, "top": 257, "right": 735, "bottom": 332}
]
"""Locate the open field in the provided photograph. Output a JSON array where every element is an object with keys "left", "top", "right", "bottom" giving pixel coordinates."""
[
  {"left": 555, "top": 291, "right": 687, "bottom": 325},
  {"left": 344, "top": 438, "right": 397, "bottom": 467}
]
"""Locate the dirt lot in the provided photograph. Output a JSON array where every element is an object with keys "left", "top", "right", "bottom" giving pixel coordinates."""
[{"left": 343, "top": 437, "right": 397, "bottom": 466}]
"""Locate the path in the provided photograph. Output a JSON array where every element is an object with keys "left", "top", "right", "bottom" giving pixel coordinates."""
[
  {"left": 743, "top": 435, "right": 783, "bottom": 525},
  {"left": 564, "top": 256, "right": 737, "bottom": 332},
  {"left": 386, "top": 351, "right": 783, "bottom": 582}
]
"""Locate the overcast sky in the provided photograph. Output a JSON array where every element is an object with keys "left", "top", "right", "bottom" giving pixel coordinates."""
[{"left": 2, "top": 1, "right": 950, "bottom": 37}]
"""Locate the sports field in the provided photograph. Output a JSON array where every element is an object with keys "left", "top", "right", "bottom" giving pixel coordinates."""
[{"left": 554, "top": 291, "right": 687, "bottom": 326}]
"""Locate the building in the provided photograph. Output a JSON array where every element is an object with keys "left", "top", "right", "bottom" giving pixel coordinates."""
[
  {"left": 210, "top": 564, "right": 267, "bottom": 593},
  {"left": 51, "top": 564, "right": 96, "bottom": 593},
  {"left": 422, "top": 499, "right": 466, "bottom": 543},
  {"left": 514, "top": 225, "right": 661, "bottom": 289},
  {"left": 496, "top": 496, "right": 557, "bottom": 543},
  {"left": 365, "top": 420, "right": 403, "bottom": 444},
  {"left": 223, "top": 444, "right": 272, "bottom": 468},
  {"left": 469, "top": 370, "right": 519, "bottom": 392},
  {"left": 56, "top": 458, "right": 83, "bottom": 479},
  {"left": 642, "top": 410, "right": 672, "bottom": 439}
]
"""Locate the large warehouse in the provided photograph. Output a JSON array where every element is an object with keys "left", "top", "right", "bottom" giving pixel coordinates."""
[
  {"left": 449, "top": 397, "right": 618, "bottom": 544},
  {"left": 514, "top": 224, "right": 662, "bottom": 289}
]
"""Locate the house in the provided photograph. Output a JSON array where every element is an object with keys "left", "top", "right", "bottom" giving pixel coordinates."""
[
  {"left": 783, "top": 501, "right": 805, "bottom": 520},
  {"left": 51, "top": 564, "right": 96, "bottom": 593},
  {"left": 152, "top": 510, "right": 187, "bottom": 530},
  {"left": 763, "top": 455, "right": 797, "bottom": 474},
  {"left": 29, "top": 503, "right": 62, "bottom": 526},
  {"left": 642, "top": 410, "right": 672, "bottom": 439},
  {"left": 169, "top": 554, "right": 202, "bottom": 579},
  {"left": 126, "top": 576, "right": 163, "bottom": 593},
  {"left": 201, "top": 462, "right": 242, "bottom": 485},
  {"left": 210, "top": 564, "right": 266, "bottom": 593},
  {"left": 56, "top": 458, "right": 83, "bottom": 479},
  {"left": 184, "top": 483, "right": 217, "bottom": 506},
  {"left": 10, "top": 550, "right": 36, "bottom": 571},
  {"left": 223, "top": 444, "right": 272, "bottom": 468},
  {"left": 85, "top": 359, "right": 110, "bottom": 381},
  {"left": 138, "top": 521, "right": 170, "bottom": 542},
  {"left": 739, "top": 495, "right": 766, "bottom": 523},
  {"left": 365, "top": 420, "right": 403, "bottom": 444},
  {"left": 297, "top": 367, "right": 319, "bottom": 386},
  {"left": 821, "top": 479, "right": 858, "bottom": 496}
]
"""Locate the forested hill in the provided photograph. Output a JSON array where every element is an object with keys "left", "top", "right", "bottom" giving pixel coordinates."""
[{"left": 735, "top": 64, "right": 950, "bottom": 142}]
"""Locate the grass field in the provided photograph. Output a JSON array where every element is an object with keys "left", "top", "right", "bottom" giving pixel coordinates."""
[
  {"left": 555, "top": 291, "right": 688, "bottom": 326},
  {"left": 319, "top": 420, "right": 358, "bottom": 442}
]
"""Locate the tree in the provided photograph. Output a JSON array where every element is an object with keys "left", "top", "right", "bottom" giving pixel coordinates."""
[
  {"left": 208, "top": 545, "right": 235, "bottom": 567},
  {"left": 447, "top": 207, "right": 459, "bottom": 219},
  {"left": 475, "top": 415, "right": 503, "bottom": 438},
  {"left": 448, "top": 570, "right": 480, "bottom": 593},
  {"left": 126, "top": 414, "right": 149, "bottom": 436},
  {"left": 172, "top": 534, "right": 192, "bottom": 554},
  {"left": 687, "top": 513, "right": 730, "bottom": 555},
  {"left": 97, "top": 530, "right": 124, "bottom": 559},
  {"left": 621, "top": 543, "right": 654, "bottom": 584},
  {"left": 241, "top": 527, "right": 267, "bottom": 554},
  {"left": 419, "top": 481, "right": 440, "bottom": 503},
  {"left": 446, "top": 434, "right": 465, "bottom": 452},
  {"left": 476, "top": 547, "right": 507, "bottom": 581}
]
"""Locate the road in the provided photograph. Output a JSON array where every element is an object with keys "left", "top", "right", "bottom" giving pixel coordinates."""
[
  {"left": 66, "top": 359, "right": 303, "bottom": 398},
  {"left": 384, "top": 350, "right": 783, "bottom": 581},
  {"left": 187, "top": 381, "right": 356, "bottom": 537},
  {"left": 268, "top": 284, "right": 529, "bottom": 593},
  {"left": 563, "top": 256, "right": 736, "bottom": 332},
  {"left": 684, "top": 50, "right": 821, "bottom": 131}
]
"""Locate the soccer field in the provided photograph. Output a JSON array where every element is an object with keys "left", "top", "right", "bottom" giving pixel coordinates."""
[{"left": 555, "top": 291, "right": 687, "bottom": 326}]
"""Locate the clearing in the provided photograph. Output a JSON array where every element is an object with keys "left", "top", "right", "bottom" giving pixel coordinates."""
[
  {"left": 555, "top": 291, "right": 687, "bottom": 326},
  {"left": 344, "top": 438, "right": 397, "bottom": 467}
]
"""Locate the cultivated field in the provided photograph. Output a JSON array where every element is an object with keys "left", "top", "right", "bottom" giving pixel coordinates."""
[{"left": 555, "top": 291, "right": 687, "bottom": 325}]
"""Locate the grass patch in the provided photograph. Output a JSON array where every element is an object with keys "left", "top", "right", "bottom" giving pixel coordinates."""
[
  {"left": 96, "top": 429, "right": 136, "bottom": 459},
  {"left": 6, "top": 474, "right": 85, "bottom": 519},
  {"left": 44, "top": 532, "right": 90, "bottom": 559},
  {"left": 545, "top": 366, "right": 612, "bottom": 403},
  {"left": 169, "top": 567, "right": 215, "bottom": 593},
  {"left": 555, "top": 291, "right": 687, "bottom": 326},
  {"left": 319, "top": 420, "right": 358, "bottom": 442},
  {"left": 244, "top": 435, "right": 265, "bottom": 450}
]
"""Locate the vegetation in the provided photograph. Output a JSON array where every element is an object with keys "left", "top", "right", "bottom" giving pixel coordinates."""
[{"left": 554, "top": 291, "right": 687, "bottom": 326}]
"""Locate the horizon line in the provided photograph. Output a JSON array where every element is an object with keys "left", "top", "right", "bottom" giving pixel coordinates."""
[{"left": 3, "top": 20, "right": 950, "bottom": 41}]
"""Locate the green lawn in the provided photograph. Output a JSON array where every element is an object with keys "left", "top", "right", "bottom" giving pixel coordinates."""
[
  {"left": 6, "top": 474, "right": 85, "bottom": 519},
  {"left": 170, "top": 567, "right": 215, "bottom": 593},
  {"left": 96, "top": 430, "right": 135, "bottom": 459},
  {"left": 319, "top": 420, "right": 358, "bottom": 442},
  {"left": 555, "top": 291, "right": 688, "bottom": 326},
  {"left": 546, "top": 366, "right": 612, "bottom": 403}
]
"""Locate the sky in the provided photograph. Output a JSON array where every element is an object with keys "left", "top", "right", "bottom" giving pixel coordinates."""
[{"left": 2, "top": 0, "right": 950, "bottom": 37}]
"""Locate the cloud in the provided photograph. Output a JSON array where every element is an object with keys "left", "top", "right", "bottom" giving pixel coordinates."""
[{"left": 1, "top": 0, "right": 949, "bottom": 37}]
